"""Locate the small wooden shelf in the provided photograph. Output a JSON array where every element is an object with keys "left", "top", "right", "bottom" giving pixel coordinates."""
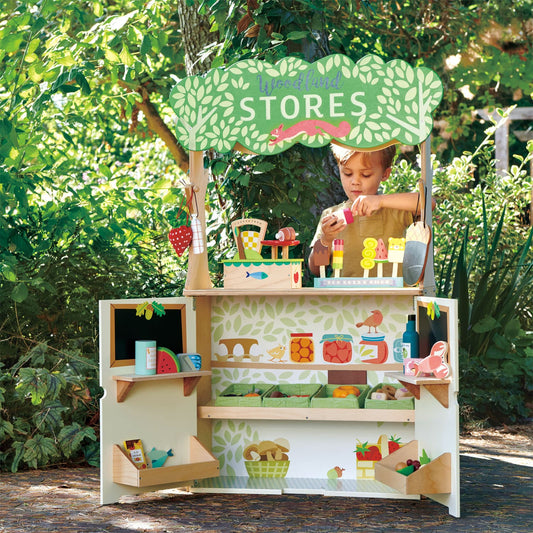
[
  {"left": 386, "top": 372, "right": 451, "bottom": 408},
  {"left": 184, "top": 287, "right": 422, "bottom": 297},
  {"left": 112, "top": 371, "right": 211, "bottom": 402},
  {"left": 198, "top": 405, "right": 415, "bottom": 422},
  {"left": 375, "top": 440, "right": 451, "bottom": 494},
  {"left": 112, "top": 436, "right": 219, "bottom": 487}
]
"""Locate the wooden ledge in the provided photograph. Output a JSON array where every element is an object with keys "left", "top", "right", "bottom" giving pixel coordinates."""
[
  {"left": 112, "top": 371, "right": 211, "bottom": 402},
  {"left": 386, "top": 372, "right": 451, "bottom": 408},
  {"left": 184, "top": 287, "right": 423, "bottom": 297}
]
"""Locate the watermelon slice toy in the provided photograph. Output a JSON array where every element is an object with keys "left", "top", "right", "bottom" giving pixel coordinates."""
[{"left": 156, "top": 347, "right": 181, "bottom": 374}]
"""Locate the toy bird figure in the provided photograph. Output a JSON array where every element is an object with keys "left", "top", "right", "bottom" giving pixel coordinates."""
[
  {"left": 267, "top": 344, "right": 286, "bottom": 362},
  {"left": 356, "top": 310, "right": 383, "bottom": 333}
]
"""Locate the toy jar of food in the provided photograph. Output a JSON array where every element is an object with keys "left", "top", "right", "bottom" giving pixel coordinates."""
[
  {"left": 321, "top": 334, "right": 353, "bottom": 363},
  {"left": 359, "top": 333, "right": 389, "bottom": 364},
  {"left": 290, "top": 333, "right": 314, "bottom": 363}
]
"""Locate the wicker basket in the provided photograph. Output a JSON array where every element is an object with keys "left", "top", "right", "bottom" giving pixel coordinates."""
[{"left": 245, "top": 460, "right": 290, "bottom": 478}]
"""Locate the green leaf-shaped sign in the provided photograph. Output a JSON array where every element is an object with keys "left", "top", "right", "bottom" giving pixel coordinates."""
[{"left": 169, "top": 54, "right": 443, "bottom": 154}]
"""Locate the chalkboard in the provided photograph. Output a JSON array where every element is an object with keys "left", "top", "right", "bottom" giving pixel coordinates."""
[
  {"left": 110, "top": 303, "right": 186, "bottom": 367},
  {"left": 417, "top": 302, "right": 449, "bottom": 361}
]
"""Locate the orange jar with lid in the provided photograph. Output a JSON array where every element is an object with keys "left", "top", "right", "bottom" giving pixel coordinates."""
[
  {"left": 359, "top": 333, "right": 389, "bottom": 364},
  {"left": 290, "top": 333, "right": 314, "bottom": 363}
]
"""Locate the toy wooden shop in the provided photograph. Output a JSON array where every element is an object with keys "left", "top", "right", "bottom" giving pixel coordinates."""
[{"left": 99, "top": 54, "right": 461, "bottom": 517}]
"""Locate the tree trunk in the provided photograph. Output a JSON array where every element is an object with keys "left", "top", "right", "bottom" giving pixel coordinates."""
[
  {"left": 176, "top": 0, "right": 216, "bottom": 75},
  {"left": 176, "top": 0, "right": 217, "bottom": 289}
]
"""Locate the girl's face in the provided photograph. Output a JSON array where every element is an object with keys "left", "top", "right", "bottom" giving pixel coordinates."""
[{"left": 339, "top": 151, "right": 391, "bottom": 203}]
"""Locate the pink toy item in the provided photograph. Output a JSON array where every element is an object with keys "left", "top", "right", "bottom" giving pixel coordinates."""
[
  {"left": 343, "top": 208, "right": 354, "bottom": 224},
  {"left": 332, "top": 239, "right": 344, "bottom": 278},
  {"left": 403, "top": 357, "right": 419, "bottom": 376},
  {"left": 414, "top": 341, "right": 450, "bottom": 379}
]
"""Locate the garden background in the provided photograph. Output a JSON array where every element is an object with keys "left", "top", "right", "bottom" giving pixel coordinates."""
[{"left": 1, "top": 0, "right": 532, "bottom": 473}]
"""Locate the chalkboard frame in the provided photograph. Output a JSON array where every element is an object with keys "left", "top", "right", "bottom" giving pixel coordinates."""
[
  {"left": 109, "top": 303, "right": 187, "bottom": 367},
  {"left": 416, "top": 301, "right": 450, "bottom": 361}
]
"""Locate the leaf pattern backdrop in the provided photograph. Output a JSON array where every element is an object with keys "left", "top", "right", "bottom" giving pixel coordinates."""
[{"left": 209, "top": 294, "right": 414, "bottom": 478}]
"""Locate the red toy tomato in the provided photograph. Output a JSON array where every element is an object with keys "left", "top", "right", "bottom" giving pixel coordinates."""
[{"left": 355, "top": 442, "right": 382, "bottom": 461}]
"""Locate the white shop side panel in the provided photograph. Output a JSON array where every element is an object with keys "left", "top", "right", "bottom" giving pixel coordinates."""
[
  {"left": 99, "top": 297, "right": 197, "bottom": 505},
  {"left": 415, "top": 296, "right": 460, "bottom": 518}
]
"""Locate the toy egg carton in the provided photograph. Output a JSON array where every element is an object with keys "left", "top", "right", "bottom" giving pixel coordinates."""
[{"left": 214, "top": 338, "right": 263, "bottom": 362}]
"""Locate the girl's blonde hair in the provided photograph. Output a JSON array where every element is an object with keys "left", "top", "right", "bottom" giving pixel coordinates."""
[{"left": 331, "top": 144, "right": 397, "bottom": 169}]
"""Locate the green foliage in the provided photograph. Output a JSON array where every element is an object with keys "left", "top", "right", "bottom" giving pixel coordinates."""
[
  {"left": 385, "top": 122, "right": 533, "bottom": 424},
  {"left": 448, "top": 208, "right": 533, "bottom": 424},
  {"left": 1, "top": 0, "right": 532, "bottom": 471},
  {"left": 0, "top": 0, "right": 192, "bottom": 471},
  {"left": 206, "top": 143, "right": 339, "bottom": 286}
]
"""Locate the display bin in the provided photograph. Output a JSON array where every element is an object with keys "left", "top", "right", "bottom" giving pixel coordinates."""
[
  {"left": 214, "top": 383, "right": 275, "bottom": 407},
  {"left": 310, "top": 384, "right": 370, "bottom": 409},
  {"left": 374, "top": 440, "right": 451, "bottom": 494},
  {"left": 262, "top": 384, "right": 321, "bottom": 408},
  {"left": 112, "top": 436, "right": 219, "bottom": 488},
  {"left": 365, "top": 382, "right": 415, "bottom": 410}
]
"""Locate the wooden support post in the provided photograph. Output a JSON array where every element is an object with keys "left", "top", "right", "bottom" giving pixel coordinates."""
[
  {"left": 420, "top": 137, "right": 435, "bottom": 296},
  {"left": 185, "top": 151, "right": 212, "bottom": 290}
]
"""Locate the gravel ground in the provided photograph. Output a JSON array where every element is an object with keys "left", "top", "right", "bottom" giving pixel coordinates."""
[{"left": 0, "top": 423, "right": 531, "bottom": 533}]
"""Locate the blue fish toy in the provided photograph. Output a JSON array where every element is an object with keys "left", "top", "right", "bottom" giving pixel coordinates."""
[
  {"left": 147, "top": 447, "right": 173, "bottom": 468},
  {"left": 246, "top": 271, "right": 268, "bottom": 280}
]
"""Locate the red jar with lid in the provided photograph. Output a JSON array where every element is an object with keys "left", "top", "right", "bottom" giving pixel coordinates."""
[{"left": 321, "top": 334, "right": 353, "bottom": 363}]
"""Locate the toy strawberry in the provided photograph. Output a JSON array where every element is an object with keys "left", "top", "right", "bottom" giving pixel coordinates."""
[
  {"left": 169, "top": 226, "right": 192, "bottom": 256},
  {"left": 388, "top": 435, "right": 402, "bottom": 454},
  {"left": 355, "top": 441, "right": 382, "bottom": 461},
  {"left": 168, "top": 195, "right": 193, "bottom": 256}
]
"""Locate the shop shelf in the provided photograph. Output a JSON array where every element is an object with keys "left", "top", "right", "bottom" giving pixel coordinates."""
[
  {"left": 374, "top": 440, "right": 450, "bottom": 494},
  {"left": 112, "top": 436, "right": 219, "bottom": 488}
]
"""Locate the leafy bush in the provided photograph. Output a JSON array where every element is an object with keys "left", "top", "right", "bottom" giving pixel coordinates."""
[
  {"left": 206, "top": 144, "right": 342, "bottom": 286},
  {"left": 450, "top": 205, "right": 533, "bottom": 424},
  {"left": 384, "top": 122, "right": 533, "bottom": 425},
  {"left": 0, "top": 128, "right": 189, "bottom": 471}
]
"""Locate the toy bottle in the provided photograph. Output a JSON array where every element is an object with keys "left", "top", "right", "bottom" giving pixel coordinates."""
[{"left": 401, "top": 315, "right": 419, "bottom": 359}]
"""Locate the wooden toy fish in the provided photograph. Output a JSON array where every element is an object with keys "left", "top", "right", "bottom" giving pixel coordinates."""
[
  {"left": 147, "top": 447, "right": 173, "bottom": 468},
  {"left": 246, "top": 271, "right": 268, "bottom": 280}
]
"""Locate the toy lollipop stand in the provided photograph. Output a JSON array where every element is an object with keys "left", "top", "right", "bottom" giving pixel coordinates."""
[{"left": 314, "top": 235, "right": 405, "bottom": 289}]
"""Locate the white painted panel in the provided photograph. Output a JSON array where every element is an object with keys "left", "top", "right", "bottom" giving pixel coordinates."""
[{"left": 99, "top": 297, "right": 196, "bottom": 504}]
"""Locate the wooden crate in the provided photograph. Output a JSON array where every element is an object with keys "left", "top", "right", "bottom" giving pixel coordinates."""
[
  {"left": 223, "top": 259, "right": 302, "bottom": 289},
  {"left": 374, "top": 439, "right": 451, "bottom": 494},
  {"left": 112, "top": 436, "right": 219, "bottom": 487}
]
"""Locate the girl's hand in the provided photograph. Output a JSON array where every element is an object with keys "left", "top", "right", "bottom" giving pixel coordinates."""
[
  {"left": 351, "top": 195, "right": 381, "bottom": 217},
  {"left": 321, "top": 214, "right": 345, "bottom": 245}
]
